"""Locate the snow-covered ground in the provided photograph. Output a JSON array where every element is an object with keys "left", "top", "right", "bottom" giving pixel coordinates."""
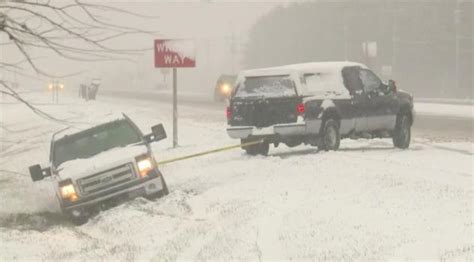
[
  {"left": 415, "top": 102, "right": 473, "bottom": 119},
  {"left": 416, "top": 98, "right": 474, "bottom": 106},
  {"left": 0, "top": 90, "right": 472, "bottom": 260}
]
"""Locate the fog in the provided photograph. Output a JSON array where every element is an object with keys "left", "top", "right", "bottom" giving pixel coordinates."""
[
  {"left": 1, "top": 2, "right": 473, "bottom": 259},
  {"left": 1, "top": 0, "right": 472, "bottom": 98}
]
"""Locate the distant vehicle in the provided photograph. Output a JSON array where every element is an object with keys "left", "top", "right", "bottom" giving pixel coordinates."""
[
  {"left": 214, "top": 74, "right": 237, "bottom": 102},
  {"left": 79, "top": 78, "right": 101, "bottom": 100},
  {"left": 28, "top": 115, "right": 169, "bottom": 225},
  {"left": 226, "top": 62, "right": 414, "bottom": 155}
]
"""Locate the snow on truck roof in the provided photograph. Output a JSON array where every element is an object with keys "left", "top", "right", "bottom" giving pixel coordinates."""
[
  {"left": 240, "top": 61, "right": 367, "bottom": 77},
  {"left": 237, "top": 62, "right": 367, "bottom": 98}
]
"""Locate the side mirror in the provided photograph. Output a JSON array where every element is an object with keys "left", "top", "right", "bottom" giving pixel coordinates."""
[
  {"left": 144, "top": 123, "right": 167, "bottom": 143},
  {"left": 29, "top": 164, "right": 52, "bottom": 182},
  {"left": 388, "top": 80, "right": 397, "bottom": 93}
]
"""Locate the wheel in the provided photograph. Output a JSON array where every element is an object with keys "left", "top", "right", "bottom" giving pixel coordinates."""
[
  {"left": 146, "top": 175, "right": 169, "bottom": 200},
  {"left": 160, "top": 175, "right": 169, "bottom": 195},
  {"left": 68, "top": 214, "right": 89, "bottom": 226},
  {"left": 319, "top": 119, "right": 340, "bottom": 151},
  {"left": 393, "top": 114, "right": 411, "bottom": 149},
  {"left": 242, "top": 139, "right": 269, "bottom": 156},
  {"left": 244, "top": 146, "right": 258, "bottom": 156},
  {"left": 258, "top": 141, "right": 269, "bottom": 156}
]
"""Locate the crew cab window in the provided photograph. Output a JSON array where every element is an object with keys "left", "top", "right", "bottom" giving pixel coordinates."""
[
  {"left": 359, "top": 69, "right": 382, "bottom": 93},
  {"left": 342, "top": 66, "right": 364, "bottom": 94},
  {"left": 234, "top": 75, "right": 296, "bottom": 98}
]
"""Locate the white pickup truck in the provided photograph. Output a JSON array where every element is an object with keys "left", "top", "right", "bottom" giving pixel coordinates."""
[{"left": 29, "top": 115, "right": 169, "bottom": 225}]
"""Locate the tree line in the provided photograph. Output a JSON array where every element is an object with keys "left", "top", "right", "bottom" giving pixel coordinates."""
[{"left": 243, "top": 1, "right": 472, "bottom": 98}]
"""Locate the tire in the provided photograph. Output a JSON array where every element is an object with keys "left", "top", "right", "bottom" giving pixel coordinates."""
[
  {"left": 160, "top": 175, "right": 169, "bottom": 196},
  {"left": 244, "top": 146, "right": 258, "bottom": 156},
  {"left": 69, "top": 214, "right": 89, "bottom": 226},
  {"left": 146, "top": 175, "right": 169, "bottom": 200},
  {"left": 319, "top": 119, "right": 340, "bottom": 151},
  {"left": 258, "top": 141, "right": 270, "bottom": 156},
  {"left": 242, "top": 140, "right": 269, "bottom": 156},
  {"left": 393, "top": 114, "right": 411, "bottom": 149}
]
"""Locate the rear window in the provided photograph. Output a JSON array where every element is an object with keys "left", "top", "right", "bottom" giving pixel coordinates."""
[{"left": 234, "top": 75, "right": 296, "bottom": 98}]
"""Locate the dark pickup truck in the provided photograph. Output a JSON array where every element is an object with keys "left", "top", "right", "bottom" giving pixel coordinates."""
[{"left": 226, "top": 62, "right": 414, "bottom": 155}]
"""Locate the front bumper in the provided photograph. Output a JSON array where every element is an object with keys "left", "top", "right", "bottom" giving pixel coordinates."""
[
  {"left": 61, "top": 170, "right": 164, "bottom": 212},
  {"left": 227, "top": 120, "right": 321, "bottom": 139}
]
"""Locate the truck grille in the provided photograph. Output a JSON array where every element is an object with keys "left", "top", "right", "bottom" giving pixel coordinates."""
[{"left": 78, "top": 163, "right": 136, "bottom": 195}]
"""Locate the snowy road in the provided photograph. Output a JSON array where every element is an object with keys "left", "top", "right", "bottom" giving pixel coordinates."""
[
  {"left": 101, "top": 89, "right": 474, "bottom": 142},
  {"left": 0, "top": 91, "right": 473, "bottom": 260}
]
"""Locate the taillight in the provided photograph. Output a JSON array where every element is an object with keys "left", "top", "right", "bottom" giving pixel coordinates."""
[
  {"left": 226, "top": 106, "right": 232, "bottom": 120},
  {"left": 296, "top": 103, "right": 305, "bottom": 115}
]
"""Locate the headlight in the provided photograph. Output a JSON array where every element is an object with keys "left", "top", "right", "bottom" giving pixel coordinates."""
[
  {"left": 59, "top": 180, "right": 78, "bottom": 201},
  {"left": 220, "top": 84, "right": 231, "bottom": 94},
  {"left": 136, "top": 156, "right": 154, "bottom": 177}
]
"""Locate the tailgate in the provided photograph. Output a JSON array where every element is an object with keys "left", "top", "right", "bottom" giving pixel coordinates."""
[{"left": 229, "top": 97, "right": 301, "bottom": 128}]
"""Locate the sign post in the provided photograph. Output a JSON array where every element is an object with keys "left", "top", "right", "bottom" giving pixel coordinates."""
[
  {"left": 154, "top": 39, "right": 196, "bottom": 148},
  {"left": 172, "top": 68, "right": 178, "bottom": 148}
]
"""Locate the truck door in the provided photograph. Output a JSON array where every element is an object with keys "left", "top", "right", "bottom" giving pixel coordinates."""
[
  {"left": 359, "top": 69, "right": 397, "bottom": 130},
  {"left": 373, "top": 87, "right": 399, "bottom": 130},
  {"left": 352, "top": 89, "right": 370, "bottom": 132},
  {"left": 342, "top": 66, "right": 369, "bottom": 132}
]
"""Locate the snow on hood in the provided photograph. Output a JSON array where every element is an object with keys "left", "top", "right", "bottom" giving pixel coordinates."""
[{"left": 57, "top": 144, "right": 148, "bottom": 180}]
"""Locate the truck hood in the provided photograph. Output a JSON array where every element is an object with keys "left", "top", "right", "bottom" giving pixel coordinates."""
[
  {"left": 396, "top": 90, "right": 414, "bottom": 104},
  {"left": 57, "top": 144, "right": 149, "bottom": 180}
]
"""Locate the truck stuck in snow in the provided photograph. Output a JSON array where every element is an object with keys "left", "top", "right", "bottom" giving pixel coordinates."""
[
  {"left": 28, "top": 115, "right": 169, "bottom": 225},
  {"left": 226, "top": 62, "right": 415, "bottom": 155}
]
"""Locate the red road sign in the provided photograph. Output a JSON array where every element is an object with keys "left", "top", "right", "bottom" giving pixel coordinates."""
[{"left": 154, "top": 39, "right": 196, "bottom": 68}]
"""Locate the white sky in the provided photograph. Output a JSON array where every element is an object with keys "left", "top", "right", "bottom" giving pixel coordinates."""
[{"left": 1, "top": 1, "right": 296, "bottom": 91}]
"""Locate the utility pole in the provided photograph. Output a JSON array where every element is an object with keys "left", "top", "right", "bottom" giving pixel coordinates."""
[
  {"left": 454, "top": 0, "right": 463, "bottom": 93},
  {"left": 454, "top": 0, "right": 473, "bottom": 96},
  {"left": 229, "top": 22, "right": 236, "bottom": 73},
  {"left": 455, "top": 0, "right": 460, "bottom": 92},
  {"left": 392, "top": 3, "right": 398, "bottom": 80},
  {"left": 343, "top": 2, "right": 348, "bottom": 61},
  {"left": 172, "top": 68, "right": 178, "bottom": 148}
]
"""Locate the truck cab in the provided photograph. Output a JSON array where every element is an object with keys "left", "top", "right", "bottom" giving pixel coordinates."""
[{"left": 29, "top": 115, "right": 169, "bottom": 224}]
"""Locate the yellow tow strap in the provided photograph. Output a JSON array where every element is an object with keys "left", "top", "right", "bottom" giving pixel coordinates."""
[{"left": 156, "top": 140, "right": 263, "bottom": 166}]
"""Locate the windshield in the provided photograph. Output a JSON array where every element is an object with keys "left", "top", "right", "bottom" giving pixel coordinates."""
[
  {"left": 52, "top": 120, "right": 142, "bottom": 167},
  {"left": 234, "top": 75, "right": 296, "bottom": 98}
]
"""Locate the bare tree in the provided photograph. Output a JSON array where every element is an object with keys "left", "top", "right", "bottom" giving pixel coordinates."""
[{"left": 0, "top": 0, "right": 155, "bottom": 122}]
